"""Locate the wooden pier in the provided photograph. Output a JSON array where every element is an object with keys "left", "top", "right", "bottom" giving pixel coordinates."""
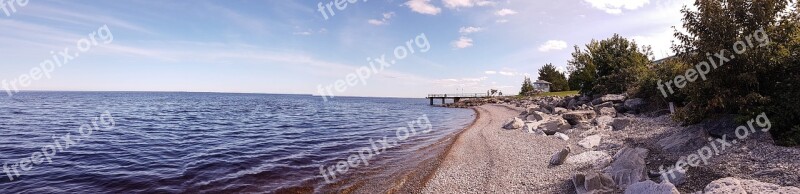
[{"left": 426, "top": 93, "right": 488, "bottom": 105}]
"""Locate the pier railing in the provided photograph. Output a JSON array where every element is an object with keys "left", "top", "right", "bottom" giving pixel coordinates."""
[{"left": 426, "top": 93, "right": 489, "bottom": 98}]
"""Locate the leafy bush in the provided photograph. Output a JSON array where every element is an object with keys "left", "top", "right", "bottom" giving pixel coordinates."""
[
  {"left": 567, "top": 34, "right": 652, "bottom": 96},
  {"left": 538, "top": 63, "right": 570, "bottom": 92}
]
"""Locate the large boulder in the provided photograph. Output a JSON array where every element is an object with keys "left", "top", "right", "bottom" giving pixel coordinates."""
[
  {"left": 701, "top": 114, "right": 740, "bottom": 139},
  {"left": 503, "top": 117, "right": 524, "bottom": 129},
  {"left": 594, "top": 101, "right": 614, "bottom": 109},
  {"left": 579, "top": 135, "right": 603, "bottom": 149},
  {"left": 611, "top": 118, "right": 635, "bottom": 131},
  {"left": 624, "top": 180, "right": 679, "bottom": 194},
  {"left": 541, "top": 118, "right": 572, "bottom": 135},
  {"left": 657, "top": 126, "right": 708, "bottom": 152},
  {"left": 703, "top": 177, "right": 800, "bottom": 194},
  {"left": 594, "top": 116, "right": 615, "bottom": 131},
  {"left": 550, "top": 146, "right": 571, "bottom": 165},
  {"left": 604, "top": 147, "right": 649, "bottom": 190},
  {"left": 624, "top": 98, "right": 647, "bottom": 113},
  {"left": 525, "top": 111, "right": 546, "bottom": 121},
  {"left": 597, "top": 107, "right": 617, "bottom": 117},
  {"left": 567, "top": 151, "right": 612, "bottom": 169},
  {"left": 524, "top": 122, "right": 545, "bottom": 135},
  {"left": 563, "top": 111, "right": 597, "bottom": 125},
  {"left": 592, "top": 94, "right": 626, "bottom": 105},
  {"left": 573, "top": 172, "right": 616, "bottom": 194}
]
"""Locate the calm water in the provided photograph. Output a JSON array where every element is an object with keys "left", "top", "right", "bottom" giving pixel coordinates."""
[{"left": 0, "top": 92, "right": 475, "bottom": 193}]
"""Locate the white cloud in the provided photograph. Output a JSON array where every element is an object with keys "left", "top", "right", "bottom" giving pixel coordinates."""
[
  {"left": 495, "top": 19, "right": 509, "bottom": 23},
  {"left": 584, "top": 0, "right": 650, "bottom": 14},
  {"left": 368, "top": 12, "right": 396, "bottom": 25},
  {"left": 495, "top": 9, "right": 518, "bottom": 16},
  {"left": 484, "top": 70, "right": 497, "bottom": 74},
  {"left": 452, "top": 36, "right": 474, "bottom": 49},
  {"left": 459, "top": 26, "right": 483, "bottom": 34},
  {"left": 498, "top": 71, "right": 515, "bottom": 76},
  {"left": 433, "top": 76, "right": 488, "bottom": 87},
  {"left": 537, "top": 40, "right": 568, "bottom": 52},
  {"left": 405, "top": 0, "right": 442, "bottom": 15},
  {"left": 443, "top": 0, "right": 497, "bottom": 9}
]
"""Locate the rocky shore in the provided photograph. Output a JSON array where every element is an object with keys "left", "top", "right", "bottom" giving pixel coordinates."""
[{"left": 424, "top": 95, "right": 800, "bottom": 193}]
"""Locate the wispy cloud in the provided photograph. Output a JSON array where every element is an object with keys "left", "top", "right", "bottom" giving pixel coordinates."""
[
  {"left": 368, "top": 12, "right": 396, "bottom": 25},
  {"left": 459, "top": 26, "right": 483, "bottom": 35},
  {"left": 495, "top": 8, "right": 518, "bottom": 16},
  {"left": 405, "top": 0, "right": 441, "bottom": 15},
  {"left": 583, "top": 0, "right": 650, "bottom": 14},
  {"left": 443, "top": 0, "right": 496, "bottom": 9},
  {"left": 538, "top": 40, "right": 567, "bottom": 52},
  {"left": 452, "top": 36, "right": 474, "bottom": 49}
]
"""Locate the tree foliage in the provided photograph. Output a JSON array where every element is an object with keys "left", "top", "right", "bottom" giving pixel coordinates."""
[
  {"left": 567, "top": 34, "right": 652, "bottom": 96},
  {"left": 672, "top": 0, "right": 800, "bottom": 145},
  {"left": 519, "top": 77, "right": 535, "bottom": 96},
  {"left": 538, "top": 63, "right": 570, "bottom": 92}
]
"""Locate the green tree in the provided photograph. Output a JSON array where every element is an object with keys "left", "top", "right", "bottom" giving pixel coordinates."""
[
  {"left": 672, "top": 0, "right": 800, "bottom": 145},
  {"left": 519, "top": 77, "right": 535, "bottom": 96},
  {"left": 567, "top": 35, "right": 652, "bottom": 95},
  {"left": 537, "top": 63, "right": 570, "bottom": 92}
]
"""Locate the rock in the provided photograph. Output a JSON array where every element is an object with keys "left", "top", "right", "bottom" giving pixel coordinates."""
[
  {"left": 593, "top": 101, "right": 614, "bottom": 109},
  {"left": 554, "top": 107, "right": 569, "bottom": 114},
  {"left": 659, "top": 168, "right": 687, "bottom": 186},
  {"left": 567, "top": 151, "right": 612, "bottom": 169},
  {"left": 604, "top": 147, "right": 649, "bottom": 190},
  {"left": 554, "top": 132, "right": 570, "bottom": 140},
  {"left": 579, "top": 135, "right": 603, "bottom": 149},
  {"left": 572, "top": 123, "right": 595, "bottom": 130},
  {"left": 525, "top": 111, "right": 546, "bottom": 121},
  {"left": 563, "top": 111, "right": 597, "bottom": 125},
  {"left": 657, "top": 126, "right": 708, "bottom": 152},
  {"left": 541, "top": 118, "right": 572, "bottom": 135},
  {"left": 573, "top": 172, "right": 616, "bottom": 194},
  {"left": 614, "top": 103, "right": 626, "bottom": 113},
  {"left": 703, "top": 177, "right": 800, "bottom": 194},
  {"left": 702, "top": 114, "right": 740, "bottom": 139},
  {"left": 503, "top": 117, "right": 524, "bottom": 129},
  {"left": 524, "top": 122, "right": 545, "bottom": 135},
  {"left": 597, "top": 107, "right": 617, "bottom": 117},
  {"left": 594, "top": 116, "right": 615, "bottom": 131},
  {"left": 624, "top": 98, "right": 647, "bottom": 113},
  {"left": 624, "top": 180, "right": 679, "bottom": 194},
  {"left": 592, "top": 94, "right": 627, "bottom": 105},
  {"left": 550, "top": 146, "right": 571, "bottom": 165},
  {"left": 611, "top": 118, "right": 634, "bottom": 131},
  {"left": 568, "top": 98, "right": 579, "bottom": 110},
  {"left": 579, "top": 96, "right": 592, "bottom": 102}
]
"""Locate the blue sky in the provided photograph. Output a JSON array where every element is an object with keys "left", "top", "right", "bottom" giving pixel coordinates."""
[{"left": 0, "top": 0, "right": 693, "bottom": 98}]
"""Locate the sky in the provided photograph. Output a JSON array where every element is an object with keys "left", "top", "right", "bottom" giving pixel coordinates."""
[{"left": 0, "top": 0, "right": 694, "bottom": 98}]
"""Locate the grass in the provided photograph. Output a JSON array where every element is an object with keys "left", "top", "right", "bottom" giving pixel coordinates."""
[{"left": 536, "top": 90, "right": 579, "bottom": 97}]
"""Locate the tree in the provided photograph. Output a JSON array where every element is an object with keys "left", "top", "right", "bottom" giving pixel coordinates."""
[
  {"left": 537, "top": 63, "right": 570, "bottom": 92},
  {"left": 671, "top": 0, "right": 800, "bottom": 145},
  {"left": 519, "top": 77, "right": 535, "bottom": 96},
  {"left": 567, "top": 35, "right": 652, "bottom": 95}
]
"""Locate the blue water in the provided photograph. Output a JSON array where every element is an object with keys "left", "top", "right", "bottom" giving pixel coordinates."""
[{"left": 0, "top": 92, "right": 474, "bottom": 193}]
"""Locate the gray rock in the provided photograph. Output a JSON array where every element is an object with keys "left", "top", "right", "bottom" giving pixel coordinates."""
[
  {"left": 594, "top": 101, "right": 614, "bottom": 109},
  {"left": 550, "top": 146, "right": 571, "bottom": 165},
  {"left": 503, "top": 117, "right": 524, "bottom": 129},
  {"left": 614, "top": 103, "right": 626, "bottom": 113},
  {"left": 554, "top": 132, "right": 570, "bottom": 140},
  {"left": 611, "top": 118, "right": 634, "bottom": 131},
  {"left": 657, "top": 126, "right": 708, "bottom": 152},
  {"left": 567, "top": 151, "right": 612, "bottom": 169},
  {"left": 624, "top": 98, "right": 647, "bottom": 113},
  {"left": 604, "top": 147, "right": 649, "bottom": 190},
  {"left": 541, "top": 118, "right": 572, "bottom": 135},
  {"left": 624, "top": 180, "right": 679, "bottom": 194},
  {"left": 592, "top": 94, "right": 627, "bottom": 105},
  {"left": 703, "top": 177, "right": 800, "bottom": 194},
  {"left": 597, "top": 107, "right": 617, "bottom": 117},
  {"left": 573, "top": 172, "right": 616, "bottom": 194},
  {"left": 563, "top": 111, "right": 597, "bottom": 125},
  {"left": 579, "top": 135, "right": 602, "bottom": 149},
  {"left": 525, "top": 111, "right": 546, "bottom": 121},
  {"left": 554, "top": 107, "right": 569, "bottom": 114},
  {"left": 702, "top": 114, "right": 740, "bottom": 139},
  {"left": 659, "top": 168, "right": 687, "bottom": 186},
  {"left": 524, "top": 123, "right": 545, "bottom": 135},
  {"left": 594, "top": 116, "right": 615, "bottom": 131}
]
